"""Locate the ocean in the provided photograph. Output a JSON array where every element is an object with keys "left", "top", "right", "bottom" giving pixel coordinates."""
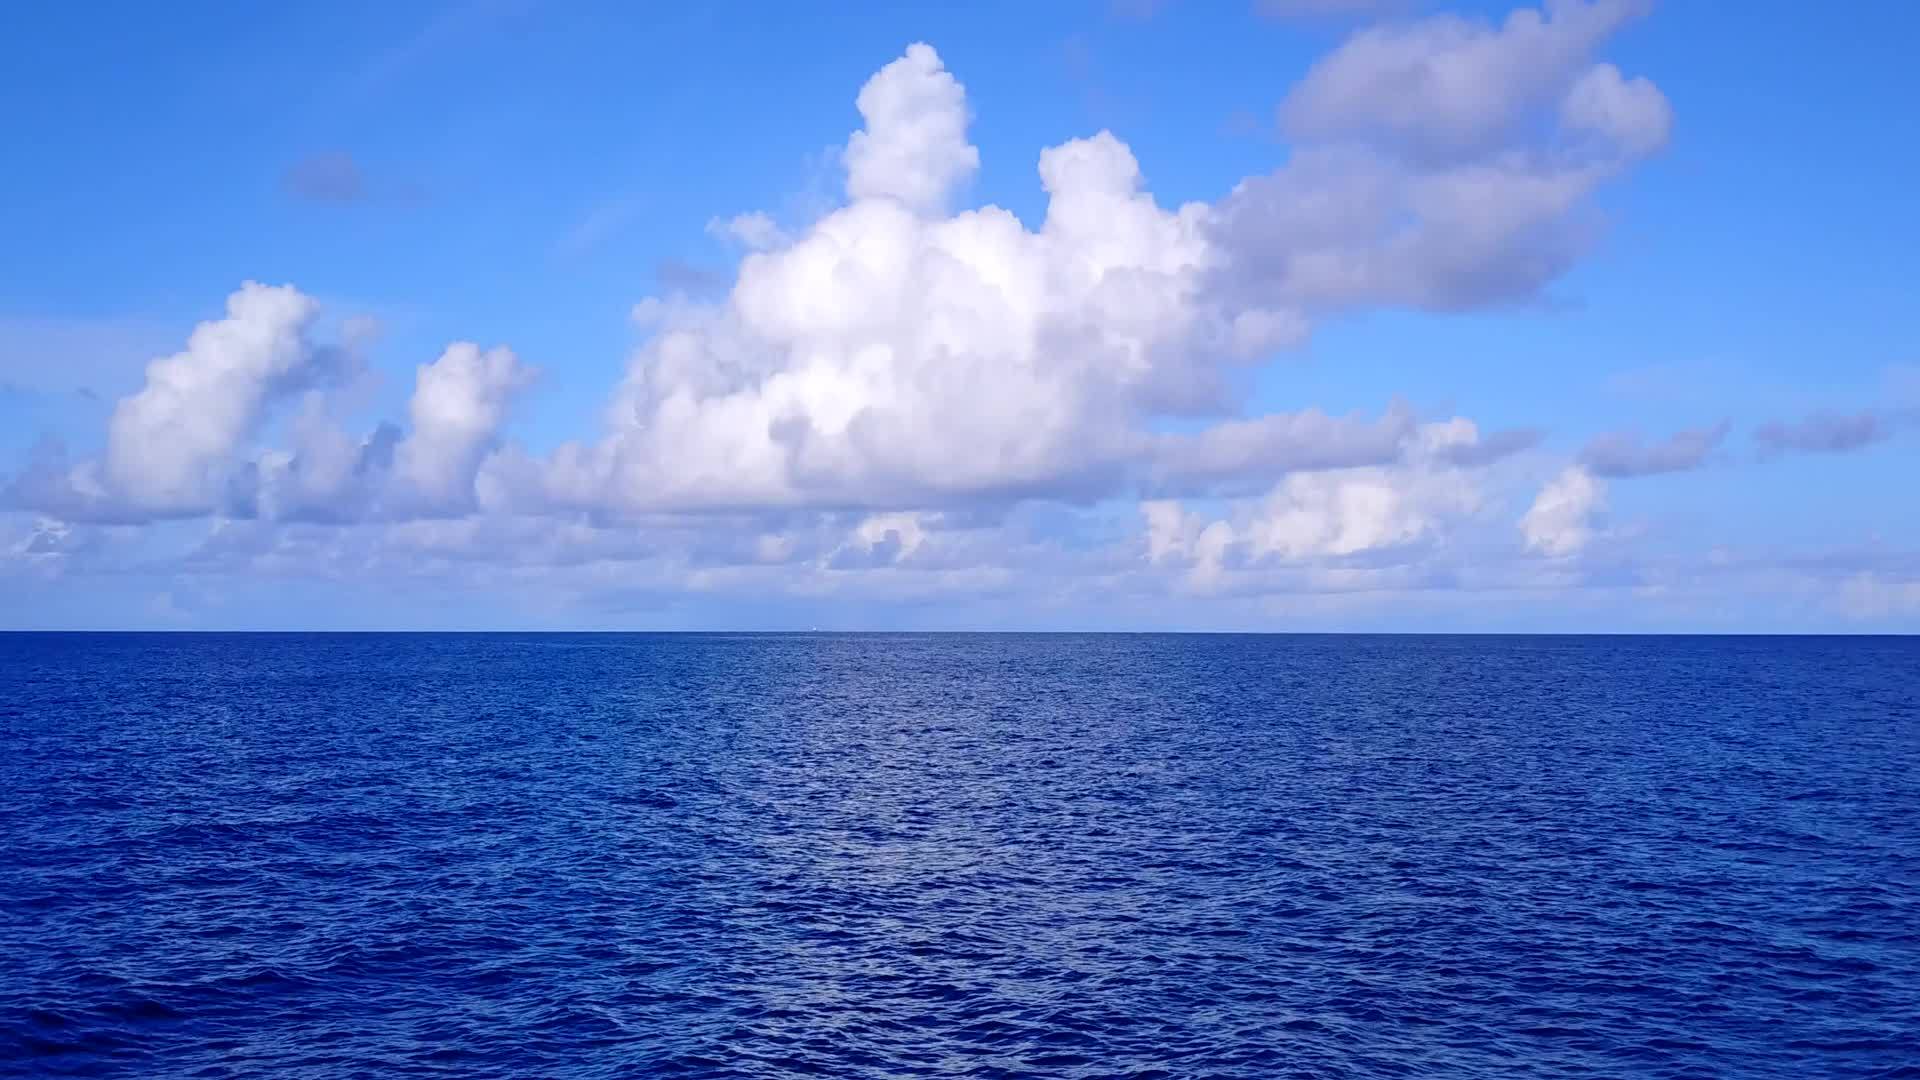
[{"left": 2, "top": 632, "right": 1915, "bottom": 1078}]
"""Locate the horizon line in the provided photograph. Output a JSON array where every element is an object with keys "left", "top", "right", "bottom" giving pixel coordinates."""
[{"left": 2, "top": 629, "right": 1914, "bottom": 638}]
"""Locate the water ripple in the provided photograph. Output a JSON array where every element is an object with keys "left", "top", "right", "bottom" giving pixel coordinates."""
[{"left": 2, "top": 633, "right": 1916, "bottom": 1077}]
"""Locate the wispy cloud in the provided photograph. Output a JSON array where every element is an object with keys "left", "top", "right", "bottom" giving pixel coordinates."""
[
  {"left": 1579, "top": 421, "right": 1728, "bottom": 478},
  {"left": 334, "top": 0, "right": 538, "bottom": 113},
  {"left": 555, "top": 196, "right": 648, "bottom": 258},
  {"left": 1753, "top": 409, "right": 1910, "bottom": 457},
  {"left": 280, "top": 152, "right": 427, "bottom": 208},
  {"left": 282, "top": 152, "right": 370, "bottom": 204}
]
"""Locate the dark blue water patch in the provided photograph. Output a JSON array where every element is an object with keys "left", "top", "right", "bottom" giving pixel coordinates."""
[{"left": 1, "top": 632, "right": 1916, "bottom": 1078}]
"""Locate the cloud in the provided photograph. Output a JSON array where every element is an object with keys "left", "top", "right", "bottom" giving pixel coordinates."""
[
  {"left": 1142, "top": 409, "right": 1536, "bottom": 496},
  {"left": 282, "top": 152, "right": 371, "bottom": 204},
  {"left": 6, "top": 286, "right": 532, "bottom": 526},
  {"left": 1143, "top": 465, "right": 1481, "bottom": 589},
  {"left": 7, "top": 32, "right": 1677, "bottom": 623},
  {"left": 558, "top": 197, "right": 648, "bottom": 257},
  {"left": 828, "top": 511, "right": 931, "bottom": 569},
  {"left": 1143, "top": 407, "right": 1417, "bottom": 495},
  {"left": 1521, "top": 464, "right": 1604, "bottom": 556},
  {"left": 6, "top": 441, "right": 120, "bottom": 525},
  {"left": 1578, "top": 420, "right": 1727, "bottom": 477},
  {"left": 502, "top": 33, "right": 1659, "bottom": 515},
  {"left": 1433, "top": 426, "right": 1542, "bottom": 466},
  {"left": 1142, "top": 419, "right": 1489, "bottom": 587},
  {"left": 241, "top": 401, "right": 390, "bottom": 524},
  {"left": 102, "top": 283, "right": 333, "bottom": 517},
  {"left": 20, "top": 29, "right": 1920, "bottom": 630},
  {"left": 392, "top": 344, "right": 536, "bottom": 515},
  {"left": 1280, "top": 0, "right": 1654, "bottom": 159},
  {"left": 281, "top": 152, "right": 426, "bottom": 207},
  {"left": 842, "top": 43, "right": 980, "bottom": 214},
  {"left": 1247, "top": 466, "right": 1480, "bottom": 559},
  {"left": 706, "top": 212, "right": 790, "bottom": 252},
  {"left": 1753, "top": 409, "right": 1906, "bottom": 456},
  {"left": 9, "top": 36, "right": 1666, "bottom": 524},
  {"left": 1837, "top": 573, "right": 1920, "bottom": 619},
  {"left": 515, "top": 48, "right": 1267, "bottom": 514},
  {"left": 1213, "top": 1, "right": 1666, "bottom": 316},
  {"left": 243, "top": 340, "right": 536, "bottom": 525},
  {"left": 1560, "top": 61, "right": 1673, "bottom": 158},
  {"left": 0, "top": 514, "right": 119, "bottom": 584}
]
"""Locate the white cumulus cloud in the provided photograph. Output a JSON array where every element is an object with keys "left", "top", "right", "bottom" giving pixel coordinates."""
[
  {"left": 104, "top": 283, "right": 327, "bottom": 516},
  {"left": 394, "top": 344, "right": 535, "bottom": 515},
  {"left": 519, "top": 48, "right": 1289, "bottom": 513},
  {"left": 514, "top": 29, "right": 1655, "bottom": 516},
  {"left": 1143, "top": 420, "right": 1489, "bottom": 587},
  {"left": 843, "top": 43, "right": 980, "bottom": 214},
  {"left": 1521, "top": 464, "right": 1605, "bottom": 556}
]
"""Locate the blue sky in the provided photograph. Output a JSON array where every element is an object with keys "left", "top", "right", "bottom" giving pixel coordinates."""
[{"left": 3, "top": 0, "right": 1917, "bottom": 630}]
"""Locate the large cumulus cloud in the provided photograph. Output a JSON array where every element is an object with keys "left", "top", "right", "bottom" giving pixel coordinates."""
[{"left": 7, "top": 7, "right": 1673, "bottom": 609}]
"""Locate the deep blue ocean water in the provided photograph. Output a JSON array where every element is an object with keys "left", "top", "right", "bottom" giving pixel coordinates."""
[{"left": 2, "top": 633, "right": 1916, "bottom": 1078}]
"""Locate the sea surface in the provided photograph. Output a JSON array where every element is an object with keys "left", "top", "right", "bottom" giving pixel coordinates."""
[{"left": 2, "top": 633, "right": 1916, "bottom": 1078}]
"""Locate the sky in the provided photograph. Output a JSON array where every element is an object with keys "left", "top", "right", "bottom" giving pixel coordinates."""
[{"left": 2, "top": 0, "right": 1917, "bottom": 631}]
